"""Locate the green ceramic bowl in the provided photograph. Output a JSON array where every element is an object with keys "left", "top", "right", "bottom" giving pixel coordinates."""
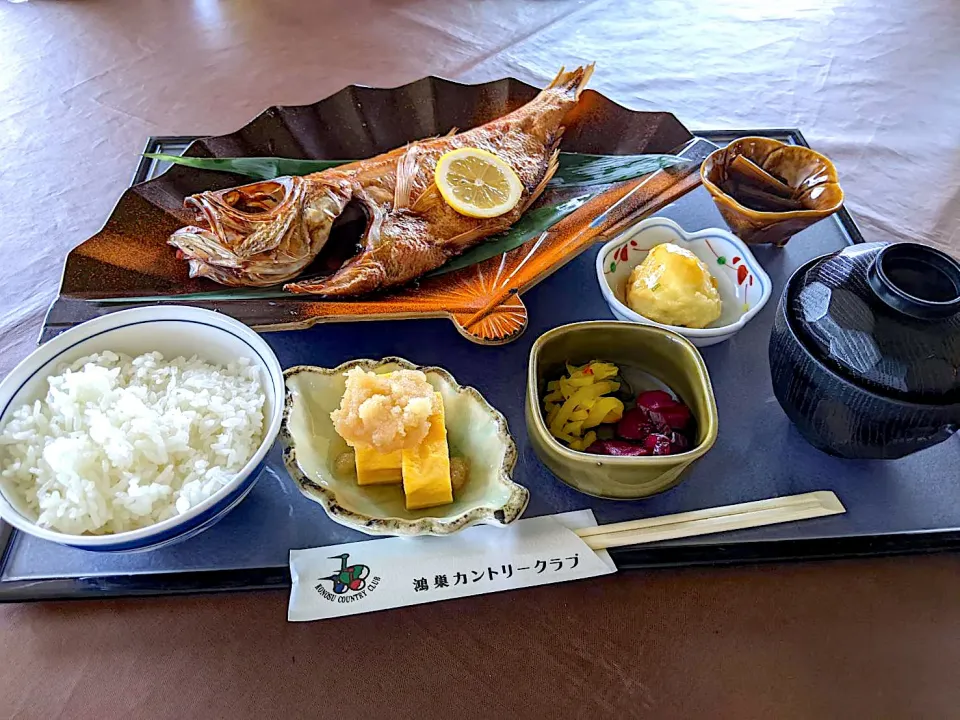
[
  {"left": 282, "top": 357, "right": 528, "bottom": 536},
  {"left": 525, "top": 322, "right": 719, "bottom": 499}
]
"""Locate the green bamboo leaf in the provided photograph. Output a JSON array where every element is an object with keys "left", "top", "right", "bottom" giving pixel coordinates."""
[
  {"left": 144, "top": 152, "right": 685, "bottom": 187},
  {"left": 143, "top": 153, "right": 349, "bottom": 181},
  {"left": 552, "top": 153, "right": 687, "bottom": 186},
  {"left": 427, "top": 193, "right": 593, "bottom": 277}
]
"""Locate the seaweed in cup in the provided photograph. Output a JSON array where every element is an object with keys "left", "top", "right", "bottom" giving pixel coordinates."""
[{"left": 719, "top": 154, "right": 804, "bottom": 212}]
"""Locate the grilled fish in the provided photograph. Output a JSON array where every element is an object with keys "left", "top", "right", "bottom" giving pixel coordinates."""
[{"left": 168, "top": 65, "right": 594, "bottom": 295}]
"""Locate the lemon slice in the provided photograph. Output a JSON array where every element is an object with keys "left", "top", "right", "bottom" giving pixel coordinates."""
[{"left": 434, "top": 147, "right": 523, "bottom": 218}]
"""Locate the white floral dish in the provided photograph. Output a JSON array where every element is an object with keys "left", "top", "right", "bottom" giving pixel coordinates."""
[{"left": 595, "top": 217, "right": 773, "bottom": 347}]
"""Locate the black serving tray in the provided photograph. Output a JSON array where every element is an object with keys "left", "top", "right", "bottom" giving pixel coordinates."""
[{"left": 3, "top": 129, "right": 959, "bottom": 602}]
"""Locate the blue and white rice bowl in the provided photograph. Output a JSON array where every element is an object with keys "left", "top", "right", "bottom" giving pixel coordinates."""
[{"left": 0, "top": 306, "right": 283, "bottom": 552}]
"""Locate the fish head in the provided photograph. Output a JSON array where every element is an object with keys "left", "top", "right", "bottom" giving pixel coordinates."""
[{"left": 169, "top": 175, "right": 351, "bottom": 286}]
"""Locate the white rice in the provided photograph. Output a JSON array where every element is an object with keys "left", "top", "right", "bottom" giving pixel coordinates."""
[{"left": 0, "top": 351, "right": 266, "bottom": 535}]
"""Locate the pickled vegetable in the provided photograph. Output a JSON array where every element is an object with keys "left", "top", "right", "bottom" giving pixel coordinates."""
[
  {"left": 542, "top": 361, "right": 625, "bottom": 450},
  {"left": 642, "top": 433, "right": 673, "bottom": 455},
  {"left": 585, "top": 439, "right": 650, "bottom": 456},
  {"left": 635, "top": 390, "right": 675, "bottom": 411},
  {"left": 544, "top": 362, "right": 697, "bottom": 456},
  {"left": 617, "top": 406, "right": 667, "bottom": 440},
  {"left": 636, "top": 390, "right": 691, "bottom": 430}
]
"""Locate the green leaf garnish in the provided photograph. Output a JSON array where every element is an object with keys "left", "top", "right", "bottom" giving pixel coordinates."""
[
  {"left": 144, "top": 151, "right": 685, "bottom": 188},
  {"left": 427, "top": 193, "right": 592, "bottom": 277},
  {"left": 552, "top": 153, "right": 686, "bottom": 186},
  {"left": 143, "top": 153, "right": 349, "bottom": 180}
]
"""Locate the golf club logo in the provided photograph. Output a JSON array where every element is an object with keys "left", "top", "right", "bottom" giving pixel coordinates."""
[{"left": 315, "top": 553, "right": 380, "bottom": 603}]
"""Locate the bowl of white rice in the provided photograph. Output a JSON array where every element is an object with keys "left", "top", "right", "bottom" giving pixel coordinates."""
[{"left": 0, "top": 306, "right": 284, "bottom": 551}]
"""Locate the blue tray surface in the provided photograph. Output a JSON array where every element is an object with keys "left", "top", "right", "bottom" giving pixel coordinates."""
[{"left": 4, "top": 187, "right": 959, "bottom": 581}]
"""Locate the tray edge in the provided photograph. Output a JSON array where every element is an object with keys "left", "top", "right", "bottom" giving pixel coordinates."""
[{"left": 4, "top": 128, "right": 898, "bottom": 602}]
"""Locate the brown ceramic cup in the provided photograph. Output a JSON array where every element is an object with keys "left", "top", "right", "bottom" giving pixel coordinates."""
[{"left": 701, "top": 137, "right": 843, "bottom": 246}]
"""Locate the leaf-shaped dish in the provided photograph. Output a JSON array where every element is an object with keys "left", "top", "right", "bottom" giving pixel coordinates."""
[
  {"left": 45, "top": 74, "right": 712, "bottom": 344},
  {"left": 280, "top": 357, "right": 528, "bottom": 536}
]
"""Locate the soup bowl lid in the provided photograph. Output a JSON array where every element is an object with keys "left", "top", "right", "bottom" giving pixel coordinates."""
[{"left": 787, "top": 242, "right": 960, "bottom": 401}]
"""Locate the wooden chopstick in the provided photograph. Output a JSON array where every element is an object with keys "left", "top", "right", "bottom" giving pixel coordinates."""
[{"left": 575, "top": 491, "right": 844, "bottom": 551}]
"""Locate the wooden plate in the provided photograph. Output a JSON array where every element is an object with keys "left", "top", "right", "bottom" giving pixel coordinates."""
[{"left": 45, "top": 75, "right": 713, "bottom": 345}]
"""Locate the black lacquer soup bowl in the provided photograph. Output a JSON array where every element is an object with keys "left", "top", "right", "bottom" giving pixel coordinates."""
[{"left": 770, "top": 242, "right": 960, "bottom": 459}]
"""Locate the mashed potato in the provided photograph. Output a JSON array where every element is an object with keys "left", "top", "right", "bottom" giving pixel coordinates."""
[
  {"left": 626, "top": 243, "right": 722, "bottom": 328},
  {"left": 331, "top": 368, "right": 437, "bottom": 453}
]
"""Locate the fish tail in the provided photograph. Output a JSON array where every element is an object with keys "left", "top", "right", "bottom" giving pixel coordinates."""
[{"left": 546, "top": 63, "right": 595, "bottom": 99}]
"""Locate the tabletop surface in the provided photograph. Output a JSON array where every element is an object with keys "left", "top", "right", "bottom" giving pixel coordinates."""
[{"left": 1, "top": 0, "right": 959, "bottom": 717}]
